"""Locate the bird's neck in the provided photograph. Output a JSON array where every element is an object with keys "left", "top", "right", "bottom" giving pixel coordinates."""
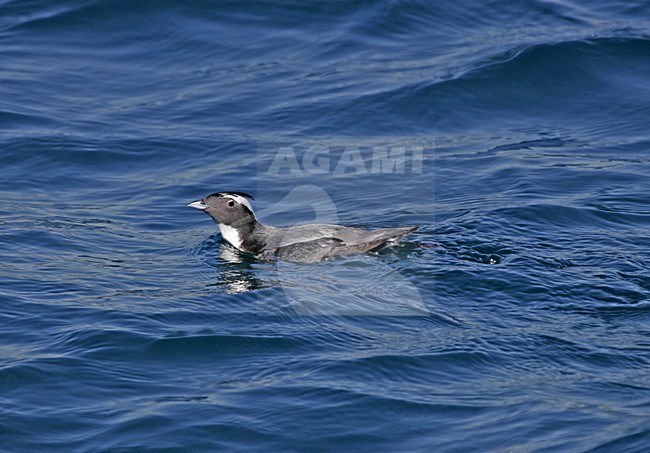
[{"left": 219, "top": 218, "right": 265, "bottom": 254}]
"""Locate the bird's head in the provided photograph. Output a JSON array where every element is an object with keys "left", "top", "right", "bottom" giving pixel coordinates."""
[{"left": 188, "top": 191, "right": 256, "bottom": 228}]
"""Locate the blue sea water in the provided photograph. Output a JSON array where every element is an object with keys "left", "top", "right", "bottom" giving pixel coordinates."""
[{"left": 1, "top": 0, "right": 650, "bottom": 450}]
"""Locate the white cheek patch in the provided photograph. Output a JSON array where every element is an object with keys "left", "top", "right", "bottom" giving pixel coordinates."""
[
  {"left": 219, "top": 224, "right": 243, "bottom": 250},
  {"left": 223, "top": 195, "right": 256, "bottom": 218}
]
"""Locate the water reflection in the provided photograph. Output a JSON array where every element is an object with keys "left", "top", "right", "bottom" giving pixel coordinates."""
[
  {"left": 207, "top": 244, "right": 264, "bottom": 294},
  {"left": 210, "top": 243, "right": 431, "bottom": 316}
]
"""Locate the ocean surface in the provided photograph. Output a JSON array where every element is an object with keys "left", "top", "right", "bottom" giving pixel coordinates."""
[{"left": 1, "top": 0, "right": 649, "bottom": 450}]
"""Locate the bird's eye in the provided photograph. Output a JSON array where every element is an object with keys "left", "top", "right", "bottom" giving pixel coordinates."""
[{"left": 228, "top": 200, "right": 235, "bottom": 207}]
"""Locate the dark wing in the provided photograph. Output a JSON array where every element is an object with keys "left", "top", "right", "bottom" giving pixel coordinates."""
[
  {"left": 271, "top": 237, "right": 346, "bottom": 263},
  {"left": 260, "top": 226, "right": 419, "bottom": 263}
]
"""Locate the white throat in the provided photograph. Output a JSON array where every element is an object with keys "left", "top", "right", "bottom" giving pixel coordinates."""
[{"left": 219, "top": 224, "right": 243, "bottom": 250}]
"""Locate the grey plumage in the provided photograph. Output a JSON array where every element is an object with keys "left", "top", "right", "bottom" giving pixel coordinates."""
[{"left": 189, "top": 192, "right": 417, "bottom": 263}]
